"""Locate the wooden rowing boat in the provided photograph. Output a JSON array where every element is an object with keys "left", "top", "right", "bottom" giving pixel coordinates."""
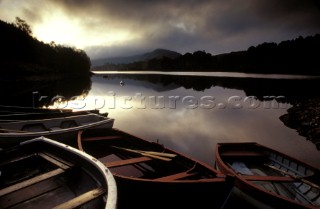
[
  {"left": 215, "top": 142, "right": 320, "bottom": 209},
  {"left": 0, "top": 136, "right": 117, "bottom": 209},
  {"left": 0, "top": 113, "right": 114, "bottom": 147},
  {"left": 0, "top": 105, "right": 72, "bottom": 115},
  {"left": 0, "top": 109, "right": 108, "bottom": 122},
  {"left": 77, "top": 128, "right": 234, "bottom": 209}
]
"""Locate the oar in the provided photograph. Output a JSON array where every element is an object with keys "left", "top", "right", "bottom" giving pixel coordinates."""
[
  {"left": 111, "top": 146, "right": 173, "bottom": 161},
  {"left": 134, "top": 150, "right": 177, "bottom": 158},
  {"left": 112, "top": 146, "right": 176, "bottom": 157},
  {"left": 264, "top": 164, "right": 320, "bottom": 189}
]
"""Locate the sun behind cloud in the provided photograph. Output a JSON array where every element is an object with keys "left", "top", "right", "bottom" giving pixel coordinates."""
[
  {"left": 32, "top": 10, "right": 136, "bottom": 49},
  {"left": 33, "top": 10, "right": 80, "bottom": 46},
  {"left": 0, "top": 0, "right": 140, "bottom": 50}
]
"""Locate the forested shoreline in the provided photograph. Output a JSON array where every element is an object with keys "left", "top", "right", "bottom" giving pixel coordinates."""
[
  {"left": 1, "top": 17, "right": 319, "bottom": 78},
  {"left": 0, "top": 18, "right": 91, "bottom": 81},
  {"left": 94, "top": 34, "right": 320, "bottom": 75}
]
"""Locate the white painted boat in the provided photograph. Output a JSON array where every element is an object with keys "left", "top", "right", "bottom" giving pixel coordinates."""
[
  {"left": 0, "top": 136, "right": 117, "bottom": 209},
  {"left": 0, "top": 113, "right": 114, "bottom": 146},
  {"left": 0, "top": 109, "right": 107, "bottom": 122}
]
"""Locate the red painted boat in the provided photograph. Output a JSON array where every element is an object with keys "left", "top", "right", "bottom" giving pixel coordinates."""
[
  {"left": 77, "top": 128, "right": 234, "bottom": 209},
  {"left": 215, "top": 142, "right": 320, "bottom": 209}
]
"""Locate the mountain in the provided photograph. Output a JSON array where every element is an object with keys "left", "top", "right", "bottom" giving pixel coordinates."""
[{"left": 91, "top": 48, "right": 181, "bottom": 67}]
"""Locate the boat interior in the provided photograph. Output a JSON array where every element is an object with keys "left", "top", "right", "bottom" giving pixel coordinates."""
[
  {"left": 218, "top": 143, "right": 320, "bottom": 206},
  {"left": 0, "top": 143, "right": 107, "bottom": 209},
  {"left": 78, "top": 129, "right": 220, "bottom": 181}
]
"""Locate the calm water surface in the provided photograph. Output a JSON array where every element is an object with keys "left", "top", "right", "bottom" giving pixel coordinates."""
[
  {"left": 2, "top": 71, "right": 319, "bottom": 208},
  {"left": 75, "top": 73, "right": 320, "bottom": 169},
  {"left": 93, "top": 70, "right": 320, "bottom": 79},
  {"left": 65, "top": 72, "right": 320, "bottom": 208}
]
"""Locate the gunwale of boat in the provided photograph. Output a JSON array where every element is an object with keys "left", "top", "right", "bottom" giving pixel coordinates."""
[
  {"left": 0, "top": 113, "right": 114, "bottom": 138},
  {"left": 78, "top": 128, "right": 228, "bottom": 183},
  {"left": 0, "top": 109, "right": 107, "bottom": 122},
  {"left": 0, "top": 113, "right": 108, "bottom": 127},
  {"left": 215, "top": 142, "right": 320, "bottom": 209},
  {"left": 0, "top": 137, "right": 117, "bottom": 209},
  {"left": 78, "top": 128, "right": 235, "bottom": 209},
  {"left": 0, "top": 105, "right": 72, "bottom": 114}
]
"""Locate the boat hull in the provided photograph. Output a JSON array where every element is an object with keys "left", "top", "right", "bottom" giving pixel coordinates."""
[
  {"left": 115, "top": 175, "right": 233, "bottom": 209},
  {"left": 0, "top": 137, "right": 117, "bottom": 209},
  {"left": 0, "top": 116, "right": 114, "bottom": 147},
  {"left": 78, "top": 128, "right": 234, "bottom": 209},
  {"left": 215, "top": 142, "right": 320, "bottom": 209}
]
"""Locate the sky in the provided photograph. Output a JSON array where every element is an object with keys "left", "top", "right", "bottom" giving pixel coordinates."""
[{"left": 0, "top": 0, "right": 319, "bottom": 60}]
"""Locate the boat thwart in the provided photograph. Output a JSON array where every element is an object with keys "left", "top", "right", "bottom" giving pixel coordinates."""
[
  {"left": 215, "top": 142, "right": 320, "bottom": 209},
  {"left": 77, "top": 128, "right": 234, "bottom": 209},
  {"left": 0, "top": 136, "right": 117, "bottom": 209}
]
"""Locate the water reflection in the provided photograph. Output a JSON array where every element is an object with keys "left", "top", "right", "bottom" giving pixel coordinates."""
[
  {"left": 82, "top": 74, "right": 320, "bottom": 169},
  {"left": 0, "top": 75, "right": 92, "bottom": 107},
  {"left": 101, "top": 74, "right": 320, "bottom": 102},
  {"left": 94, "top": 71, "right": 318, "bottom": 79}
]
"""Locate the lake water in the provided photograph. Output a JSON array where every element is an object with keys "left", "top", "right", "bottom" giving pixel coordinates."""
[
  {"left": 4, "top": 71, "right": 319, "bottom": 208},
  {"left": 61, "top": 72, "right": 320, "bottom": 170}
]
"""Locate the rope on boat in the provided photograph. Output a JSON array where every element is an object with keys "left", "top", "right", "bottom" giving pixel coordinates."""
[
  {"left": 264, "top": 164, "right": 320, "bottom": 190},
  {"left": 219, "top": 186, "right": 234, "bottom": 209}
]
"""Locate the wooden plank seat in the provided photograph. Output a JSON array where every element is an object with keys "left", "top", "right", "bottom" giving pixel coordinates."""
[
  {"left": 82, "top": 136, "right": 122, "bottom": 142},
  {"left": 52, "top": 187, "right": 105, "bottom": 209},
  {"left": 220, "top": 150, "right": 267, "bottom": 157},
  {"left": 0, "top": 153, "right": 36, "bottom": 167},
  {"left": 0, "top": 168, "right": 65, "bottom": 197},
  {"left": 38, "top": 152, "right": 73, "bottom": 169},
  {"left": 0, "top": 152, "right": 72, "bottom": 169},
  {"left": 242, "top": 175, "right": 294, "bottom": 182},
  {"left": 0, "top": 152, "right": 72, "bottom": 197},
  {"left": 104, "top": 156, "right": 152, "bottom": 168},
  {"left": 0, "top": 177, "right": 62, "bottom": 208},
  {"left": 155, "top": 171, "right": 198, "bottom": 181}
]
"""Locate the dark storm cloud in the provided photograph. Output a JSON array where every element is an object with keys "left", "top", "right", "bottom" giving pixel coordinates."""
[{"left": 46, "top": 0, "right": 320, "bottom": 57}]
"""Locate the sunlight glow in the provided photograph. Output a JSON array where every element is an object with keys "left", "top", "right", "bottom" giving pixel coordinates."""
[
  {"left": 32, "top": 11, "right": 137, "bottom": 49},
  {"left": 33, "top": 13, "right": 80, "bottom": 46}
]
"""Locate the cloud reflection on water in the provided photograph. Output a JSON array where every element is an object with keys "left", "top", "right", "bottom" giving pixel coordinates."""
[{"left": 82, "top": 75, "right": 320, "bottom": 168}]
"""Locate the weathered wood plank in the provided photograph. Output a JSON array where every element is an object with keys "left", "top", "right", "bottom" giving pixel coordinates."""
[
  {"left": 0, "top": 168, "right": 64, "bottom": 197},
  {"left": 38, "top": 152, "right": 73, "bottom": 170},
  {"left": 0, "top": 154, "right": 36, "bottom": 167},
  {"left": 0, "top": 178, "right": 60, "bottom": 208},
  {"left": 82, "top": 136, "right": 122, "bottom": 142},
  {"left": 52, "top": 187, "right": 105, "bottom": 209},
  {"left": 156, "top": 172, "right": 197, "bottom": 181},
  {"left": 220, "top": 150, "right": 266, "bottom": 157},
  {"left": 104, "top": 156, "right": 152, "bottom": 168},
  {"left": 242, "top": 175, "right": 294, "bottom": 182}
]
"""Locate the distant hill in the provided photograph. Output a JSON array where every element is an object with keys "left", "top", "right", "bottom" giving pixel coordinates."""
[
  {"left": 92, "top": 48, "right": 181, "bottom": 67},
  {"left": 92, "top": 34, "right": 320, "bottom": 75}
]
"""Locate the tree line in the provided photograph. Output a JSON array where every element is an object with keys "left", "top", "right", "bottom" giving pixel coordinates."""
[
  {"left": 0, "top": 18, "right": 91, "bottom": 80},
  {"left": 94, "top": 34, "right": 320, "bottom": 75}
]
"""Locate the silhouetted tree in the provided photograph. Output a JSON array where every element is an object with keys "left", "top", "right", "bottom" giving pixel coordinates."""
[
  {"left": 14, "top": 17, "right": 32, "bottom": 35},
  {"left": 0, "top": 18, "right": 92, "bottom": 79}
]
